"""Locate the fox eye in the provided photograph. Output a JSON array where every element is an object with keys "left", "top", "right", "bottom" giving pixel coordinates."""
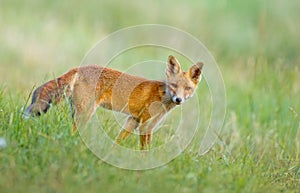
[
  {"left": 170, "top": 83, "right": 177, "bottom": 88},
  {"left": 185, "top": 86, "right": 192, "bottom": 91}
]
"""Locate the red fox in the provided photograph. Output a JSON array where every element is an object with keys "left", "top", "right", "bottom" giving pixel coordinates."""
[{"left": 25, "top": 55, "right": 203, "bottom": 149}]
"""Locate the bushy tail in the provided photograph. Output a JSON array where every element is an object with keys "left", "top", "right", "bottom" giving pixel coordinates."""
[{"left": 24, "top": 68, "right": 78, "bottom": 118}]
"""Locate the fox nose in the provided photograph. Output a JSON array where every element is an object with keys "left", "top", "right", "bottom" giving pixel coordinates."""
[{"left": 175, "top": 97, "right": 182, "bottom": 103}]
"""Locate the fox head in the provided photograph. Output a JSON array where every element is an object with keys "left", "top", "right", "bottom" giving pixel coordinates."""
[{"left": 166, "top": 55, "right": 204, "bottom": 105}]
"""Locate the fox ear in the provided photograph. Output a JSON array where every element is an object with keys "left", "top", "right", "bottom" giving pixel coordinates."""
[
  {"left": 188, "top": 62, "right": 204, "bottom": 84},
  {"left": 167, "top": 55, "right": 182, "bottom": 77}
]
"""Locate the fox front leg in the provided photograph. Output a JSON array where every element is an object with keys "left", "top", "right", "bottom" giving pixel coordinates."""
[
  {"left": 139, "top": 112, "right": 167, "bottom": 150},
  {"left": 138, "top": 116, "right": 162, "bottom": 150},
  {"left": 139, "top": 133, "right": 152, "bottom": 150},
  {"left": 115, "top": 116, "right": 139, "bottom": 144}
]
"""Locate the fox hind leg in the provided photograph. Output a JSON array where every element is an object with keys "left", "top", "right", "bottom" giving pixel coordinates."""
[
  {"left": 72, "top": 89, "right": 96, "bottom": 132},
  {"left": 72, "top": 102, "right": 96, "bottom": 132}
]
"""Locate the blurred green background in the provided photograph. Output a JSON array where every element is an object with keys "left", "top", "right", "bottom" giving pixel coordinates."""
[
  {"left": 0, "top": 0, "right": 299, "bottom": 192},
  {"left": 1, "top": 0, "right": 299, "bottom": 91}
]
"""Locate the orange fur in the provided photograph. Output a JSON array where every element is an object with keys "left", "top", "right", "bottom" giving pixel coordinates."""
[{"left": 25, "top": 55, "right": 203, "bottom": 149}]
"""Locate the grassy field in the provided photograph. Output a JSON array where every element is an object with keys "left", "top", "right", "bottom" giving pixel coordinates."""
[{"left": 0, "top": 0, "right": 300, "bottom": 192}]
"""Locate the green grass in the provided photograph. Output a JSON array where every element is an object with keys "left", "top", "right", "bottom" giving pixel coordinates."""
[{"left": 0, "top": 0, "right": 300, "bottom": 192}]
